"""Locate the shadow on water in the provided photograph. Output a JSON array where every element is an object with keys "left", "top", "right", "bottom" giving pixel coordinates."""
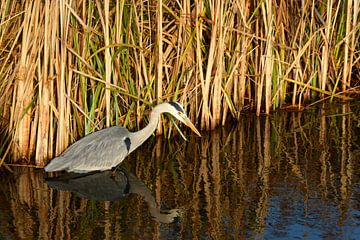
[
  {"left": 46, "top": 169, "right": 179, "bottom": 223},
  {"left": 1, "top": 103, "right": 360, "bottom": 239}
]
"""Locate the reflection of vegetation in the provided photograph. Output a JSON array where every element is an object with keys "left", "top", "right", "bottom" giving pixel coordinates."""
[{"left": 0, "top": 103, "right": 360, "bottom": 238}]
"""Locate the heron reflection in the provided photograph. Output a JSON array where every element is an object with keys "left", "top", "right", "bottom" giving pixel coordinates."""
[{"left": 45, "top": 169, "right": 180, "bottom": 224}]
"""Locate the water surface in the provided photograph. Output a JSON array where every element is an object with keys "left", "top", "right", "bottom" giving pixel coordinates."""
[{"left": 1, "top": 103, "right": 360, "bottom": 239}]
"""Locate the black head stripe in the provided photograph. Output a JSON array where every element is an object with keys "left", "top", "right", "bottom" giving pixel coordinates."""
[
  {"left": 124, "top": 137, "right": 131, "bottom": 152},
  {"left": 168, "top": 102, "right": 184, "bottom": 113}
]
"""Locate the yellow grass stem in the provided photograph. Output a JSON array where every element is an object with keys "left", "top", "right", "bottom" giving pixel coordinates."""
[
  {"left": 56, "top": 0, "right": 69, "bottom": 156},
  {"left": 262, "top": 0, "right": 274, "bottom": 115},
  {"left": 284, "top": 78, "right": 352, "bottom": 101},
  {"left": 103, "top": 0, "right": 112, "bottom": 127},
  {"left": 156, "top": 0, "right": 163, "bottom": 134},
  {"left": 211, "top": 0, "right": 224, "bottom": 128},
  {"left": 11, "top": 0, "right": 39, "bottom": 161}
]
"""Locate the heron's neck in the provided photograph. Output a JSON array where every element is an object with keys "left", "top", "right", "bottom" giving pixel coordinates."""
[{"left": 129, "top": 109, "right": 161, "bottom": 153}]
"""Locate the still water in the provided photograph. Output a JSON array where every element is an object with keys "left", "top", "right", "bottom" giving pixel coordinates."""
[{"left": 1, "top": 103, "right": 360, "bottom": 239}]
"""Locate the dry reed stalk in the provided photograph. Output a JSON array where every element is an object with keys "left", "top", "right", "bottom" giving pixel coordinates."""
[
  {"left": 156, "top": 0, "right": 163, "bottom": 134},
  {"left": 103, "top": 0, "right": 111, "bottom": 127},
  {"left": 273, "top": 0, "right": 287, "bottom": 108},
  {"left": 211, "top": 0, "right": 223, "bottom": 128},
  {"left": 343, "top": 0, "right": 352, "bottom": 91},
  {"left": 343, "top": 0, "right": 359, "bottom": 91},
  {"left": 288, "top": 2, "right": 307, "bottom": 108},
  {"left": 135, "top": 0, "right": 146, "bottom": 89},
  {"left": 320, "top": 0, "right": 332, "bottom": 96},
  {"left": 254, "top": 16, "right": 262, "bottom": 115},
  {"left": 237, "top": 2, "right": 251, "bottom": 114},
  {"left": 35, "top": 0, "right": 52, "bottom": 166},
  {"left": 47, "top": 1, "right": 58, "bottom": 161},
  {"left": 221, "top": 1, "right": 238, "bottom": 123},
  {"left": 55, "top": 0, "right": 68, "bottom": 156},
  {"left": 196, "top": 9, "right": 205, "bottom": 126},
  {"left": 263, "top": 0, "right": 274, "bottom": 115},
  {"left": 11, "top": 0, "right": 42, "bottom": 161},
  {"left": 129, "top": 1, "right": 143, "bottom": 128},
  {"left": 195, "top": 0, "right": 208, "bottom": 130}
]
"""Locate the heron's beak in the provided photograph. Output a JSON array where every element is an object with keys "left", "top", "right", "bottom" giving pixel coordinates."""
[{"left": 182, "top": 115, "right": 201, "bottom": 137}]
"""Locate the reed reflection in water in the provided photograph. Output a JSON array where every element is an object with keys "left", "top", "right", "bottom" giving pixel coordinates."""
[{"left": 1, "top": 103, "right": 360, "bottom": 239}]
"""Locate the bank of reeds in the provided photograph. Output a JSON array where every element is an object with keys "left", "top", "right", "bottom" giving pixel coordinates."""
[{"left": 0, "top": 0, "right": 359, "bottom": 166}]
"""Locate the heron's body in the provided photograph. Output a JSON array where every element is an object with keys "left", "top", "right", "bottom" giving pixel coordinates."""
[
  {"left": 44, "top": 102, "right": 200, "bottom": 173},
  {"left": 45, "top": 127, "right": 132, "bottom": 172}
]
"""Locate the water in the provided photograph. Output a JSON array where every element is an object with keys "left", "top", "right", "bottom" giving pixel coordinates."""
[{"left": 1, "top": 103, "right": 360, "bottom": 239}]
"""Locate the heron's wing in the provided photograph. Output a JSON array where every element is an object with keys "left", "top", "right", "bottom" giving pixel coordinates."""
[{"left": 45, "top": 126, "right": 132, "bottom": 172}]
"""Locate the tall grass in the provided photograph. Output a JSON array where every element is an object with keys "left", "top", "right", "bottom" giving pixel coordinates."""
[{"left": 0, "top": 0, "right": 359, "bottom": 166}]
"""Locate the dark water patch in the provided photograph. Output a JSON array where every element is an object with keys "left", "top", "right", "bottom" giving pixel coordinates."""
[{"left": 1, "top": 103, "right": 360, "bottom": 239}]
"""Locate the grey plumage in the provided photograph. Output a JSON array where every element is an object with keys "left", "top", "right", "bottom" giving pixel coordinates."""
[
  {"left": 45, "top": 126, "right": 131, "bottom": 173},
  {"left": 44, "top": 102, "right": 201, "bottom": 173}
]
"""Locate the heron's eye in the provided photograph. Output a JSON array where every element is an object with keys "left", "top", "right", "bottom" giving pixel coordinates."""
[{"left": 178, "top": 112, "right": 186, "bottom": 118}]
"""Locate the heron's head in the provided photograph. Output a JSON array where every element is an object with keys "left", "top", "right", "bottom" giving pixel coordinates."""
[{"left": 156, "top": 102, "right": 201, "bottom": 137}]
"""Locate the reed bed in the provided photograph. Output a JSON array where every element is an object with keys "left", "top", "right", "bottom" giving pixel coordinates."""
[{"left": 0, "top": 0, "right": 359, "bottom": 165}]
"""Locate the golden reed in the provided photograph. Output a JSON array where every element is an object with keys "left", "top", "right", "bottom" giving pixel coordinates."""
[{"left": 0, "top": 0, "right": 358, "bottom": 165}]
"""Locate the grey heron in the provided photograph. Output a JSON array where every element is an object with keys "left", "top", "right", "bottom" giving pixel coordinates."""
[{"left": 44, "top": 101, "right": 201, "bottom": 173}]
